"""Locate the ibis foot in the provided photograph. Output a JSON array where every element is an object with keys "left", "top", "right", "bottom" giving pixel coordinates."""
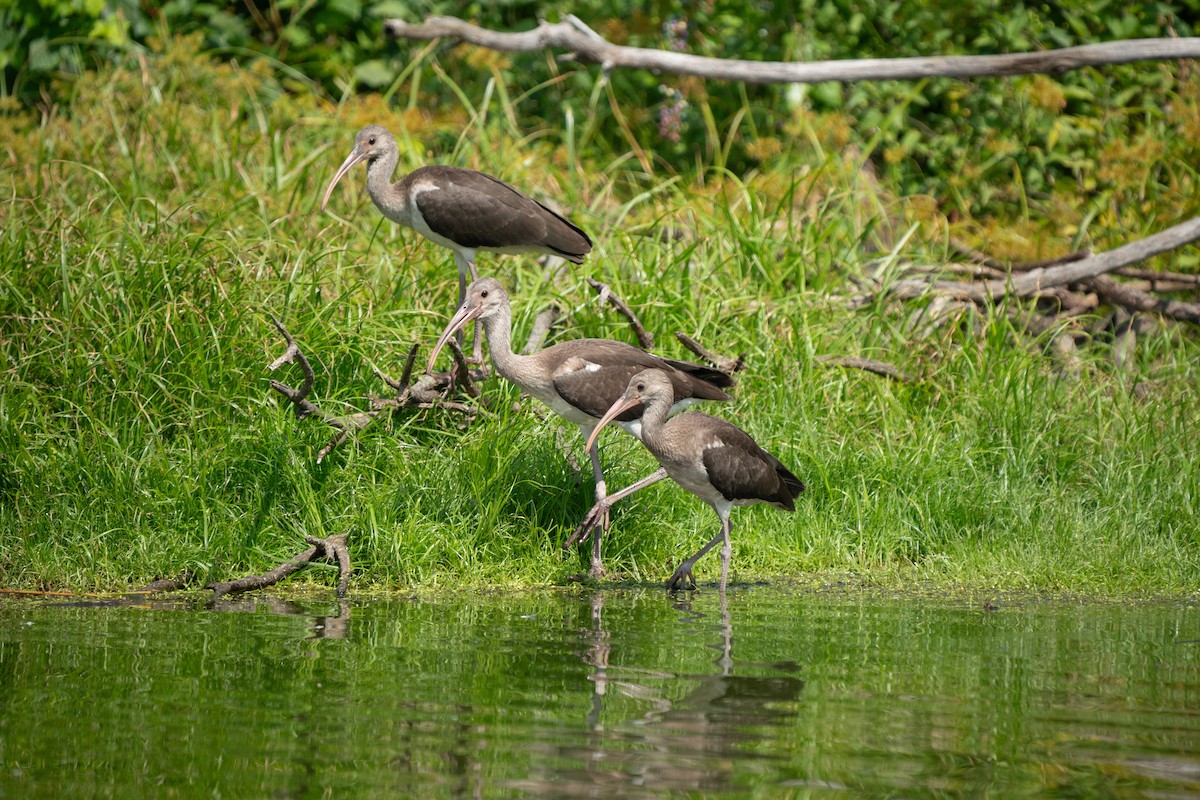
[
  {"left": 566, "top": 567, "right": 606, "bottom": 584},
  {"left": 564, "top": 497, "right": 611, "bottom": 549},
  {"left": 666, "top": 563, "right": 698, "bottom": 591}
]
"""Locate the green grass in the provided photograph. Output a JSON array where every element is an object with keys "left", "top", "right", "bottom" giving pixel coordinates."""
[{"left": 1, "top": 40, "right": 1197, "bottom": 595}]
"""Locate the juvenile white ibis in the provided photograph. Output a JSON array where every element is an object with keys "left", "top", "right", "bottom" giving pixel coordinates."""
[
  {"left": 585, "top": 369, "right": 804, "bottom": 593},
  {"left": 426, "top": 278, "right": 734, "bottom": 578},
  {"left": 319, "top": 125, "right": 593, "bottom": 355}
]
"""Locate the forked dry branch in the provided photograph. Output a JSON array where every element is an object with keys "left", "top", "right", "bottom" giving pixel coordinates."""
[
  {"left": 265, "top": 314, "right": 487, "bottom": 464},
  {"left": 206, "top": 535, "right": 351, "bottom": 600}
]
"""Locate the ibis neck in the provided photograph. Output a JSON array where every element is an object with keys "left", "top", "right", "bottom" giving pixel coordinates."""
[
  {"left": 479, "top": 304, "right": 526, "bottom": 383},
  {"left": 364, "top": 150, "right": 411, "bottom": 226},
  {"left": 638, "top": 392, "right": 675, "bottom": 450}
]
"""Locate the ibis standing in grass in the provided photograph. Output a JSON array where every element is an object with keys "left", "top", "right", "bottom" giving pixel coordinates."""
[
  {"left": 426, "top": 278, "right": 735, "bottom": 579},
  {"left": 320, "top": 125, "right": 593, "bottom": 356},
  {"left": 585, "top": 368, "right": 804, "bottom": 593}
]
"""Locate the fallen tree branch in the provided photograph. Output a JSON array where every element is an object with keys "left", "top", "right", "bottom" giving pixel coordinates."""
[
  {"left": 885, "top": 214, "right": 1200, "bottom": 306},
  {"left": 816, "top": 355, "right": 916, "bottom": 383},
  {"left": 587, "top": 278, "right": 654, "bottom": 349},
  {"left": 1111, "top": 266, "right": 1200, "bottom": 288},
  {"left": 1086, "top": 273, "right": 1200, "bottom": 324},
  {"left": 267, "top": 318, "right": 486, "bottom": 460},
  {"left": 384, "top": 16, "right": 1200, "bottom": 84},
  {"left": 206, "top": 534, "right": 351, "bottom": 600},
  {"left": 674, "top": 332, "right": 746, "bottom": 375}
]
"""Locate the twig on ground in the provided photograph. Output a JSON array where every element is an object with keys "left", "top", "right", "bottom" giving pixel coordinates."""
[
  {"left": 815, "top": 355, "right": 916, "bottom": 383},
  {"left": 674, "top": 332, "right": 747, "bottom": 375},
  {"left": 587, "top": 278, "right": 654, "bottom": 349}
]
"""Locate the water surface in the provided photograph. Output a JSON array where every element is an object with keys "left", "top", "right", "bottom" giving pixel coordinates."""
[{"left": 1, "top": 586, "right": 1197, "bottom": 798}]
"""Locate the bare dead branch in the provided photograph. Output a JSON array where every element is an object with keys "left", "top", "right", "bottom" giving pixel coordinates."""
[
  {"left": 674, "top": 332, "right": 747, "bottom": 375},
  {"left": 317, "top": 430, "right": 353, "bottom": 463},
  {"left": 816, "top": 355, "right": 916, "bottom": 383},
  {"left": 1006, "top": 250, "right": 1092, "bottom": 272},
  {"left": 385, "top": 16, "right": 1200, "bottom": 84},
  {"left": 1112, "top": 266, "right": 1200, "bottom": 287},
  {"left": 267, "top": 318, "right": 490, "bottom": 460},
  {"left": 1086, "top": 273, "right": 1200, "bottom": 324},
  {"left": 885, "top": 214, "right": 1200, "bottom": 304},
  {"left": 446, "top": 338, "right": 481, "bottom": 398},
  {"left": 206, "top": 534, "right": 350, "bottom": 600},
  {"left": 267, "top": 315, "right": 314, "bottom": 400},
  {"left": 396, "top": 342, "right": 420, "bottom": 390},
  {"left": 307, "top": 535, "right": 352, "bottom": 598},
  {"left": 902, "top": 261, "right": 1007, "bottom": 280},
  {"left": 587, "top": 278, "right": 654, "bottom": 349}
]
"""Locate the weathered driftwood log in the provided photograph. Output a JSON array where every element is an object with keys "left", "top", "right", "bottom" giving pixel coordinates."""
[{"left": 384, "top": 16, "right": 1200, "bottom": 84}]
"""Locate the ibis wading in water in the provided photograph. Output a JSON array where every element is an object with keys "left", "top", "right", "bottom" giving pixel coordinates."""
[
  {"left": 585, "top": 368, "right": 804, "bottom": 592},
  {"left": 426, "top": 278, "right": 734, "bottom": 579},
  {"left": 320, "top": 125, "right": 593, "bottom": 355}
]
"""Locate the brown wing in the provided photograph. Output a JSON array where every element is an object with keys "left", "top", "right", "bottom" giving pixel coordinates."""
[
  {"left": 699, "top": 419, "right": 804, "bottom": 509},
  {"left": 550, "top": 341, "right": 662, "bottom": 420},
  {"left": 412, "top": 166, "right": 591, "bottom": 260},
  {"left": 550, "top": 341, "right": 731, "bottom": 420}
]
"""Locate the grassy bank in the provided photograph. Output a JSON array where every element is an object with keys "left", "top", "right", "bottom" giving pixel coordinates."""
[{"left": 1, "top": 40, "right": 1197, "bottom": 594}]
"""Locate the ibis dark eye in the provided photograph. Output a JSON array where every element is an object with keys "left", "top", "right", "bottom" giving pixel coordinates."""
[
  {"left": 368, "top": 136, "right": 376, "bottom": 145},
  {"left": 636, "top": 382, "right": 645, "bottom": 392},
  {"left": 480, "top": 290, "right": 489, "bottom": 298}
]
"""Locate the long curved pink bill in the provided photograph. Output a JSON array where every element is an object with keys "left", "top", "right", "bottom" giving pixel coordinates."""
[
  {"left": 585, "top": 395, "right": 643, "bottom": 454},
  {"left": 426, "top": 304, "right": 481, "bottom": 373},
  {"left": 319, "top": 149, "right": 367, "bottom": 212}
]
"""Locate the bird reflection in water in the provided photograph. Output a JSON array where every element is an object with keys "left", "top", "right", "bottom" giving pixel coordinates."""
[{"left": 515, "top": 590, "right": 806, "bottom": 797}]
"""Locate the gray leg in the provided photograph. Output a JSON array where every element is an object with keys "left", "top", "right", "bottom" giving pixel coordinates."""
[
  {"left": 587, "top": 443, "right": 609, "bottom": 579},
  {"left": 452, "top": 254, "right": 483, "bottom": 363},
  {"left": 719, "top": 517, "right": 733, "bottom": 594},
  {"left": 565, "top": 467, "right": 668, "bottom": 550},
  {"left": 667, "top": 527, "right": 725, "bottom": 591}
]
